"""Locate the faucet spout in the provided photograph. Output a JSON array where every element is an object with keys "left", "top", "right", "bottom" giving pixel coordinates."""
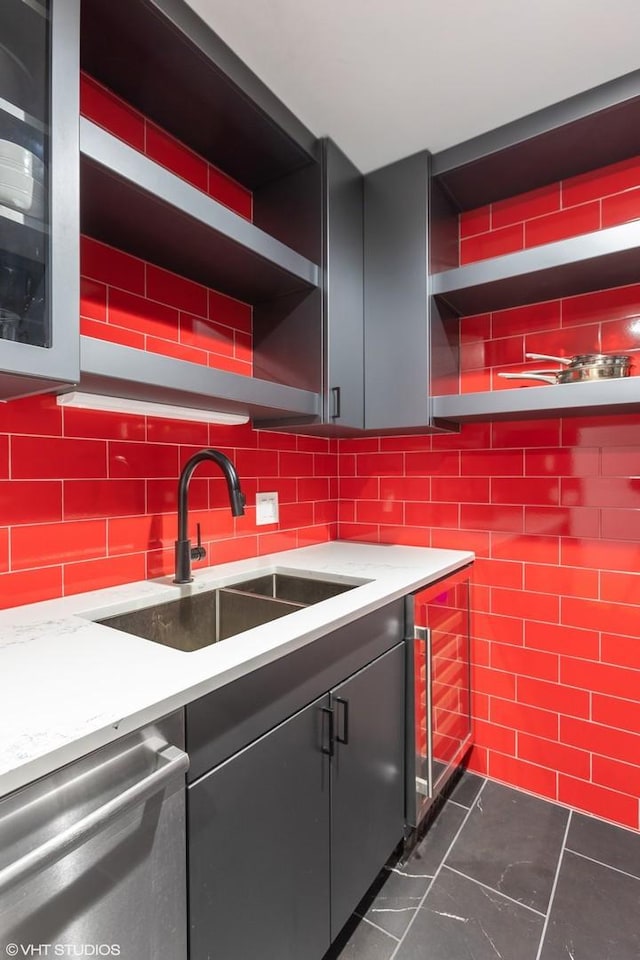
[{"left": 174, "top": 448, "right": 246, "bottom": 584}]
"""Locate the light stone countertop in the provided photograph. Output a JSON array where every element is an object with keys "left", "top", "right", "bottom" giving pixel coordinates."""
[{"left": 0, "top": 541, "right": 473, "bottom": 799}]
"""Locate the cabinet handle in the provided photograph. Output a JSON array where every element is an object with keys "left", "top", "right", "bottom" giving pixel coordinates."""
[
  {"left": 424, "top": 626, "right": 434, "bottom": 798},
  {"left": 0, "top": 744, "right": 188, "bottom": 896},
  {"left": 321, "top": 707, "right": 334, "bottom": 756},
  {"left": 330, "top": 386, "right": 341, "bottom": 420},
  {"left": 334, "top": 697, "right": 349, "bottom": 744}
]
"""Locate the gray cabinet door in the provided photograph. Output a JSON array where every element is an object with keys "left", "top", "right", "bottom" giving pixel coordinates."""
[
  {"left": 363, "top": 152, "right": 431, "bottom": 430},
  {"left": 188, "top": 693, "right": 332, "bottom": 960},
  {"left": 323, "top": 137, "right": 364, "bottom": 429},
  {"left": 330, "top": 643, "right": 406, "bottom": 939}
]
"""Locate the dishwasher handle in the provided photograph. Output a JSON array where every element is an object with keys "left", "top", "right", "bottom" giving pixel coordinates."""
[{"left": 0, "top": 743, "right": 189, "bottom": 896}]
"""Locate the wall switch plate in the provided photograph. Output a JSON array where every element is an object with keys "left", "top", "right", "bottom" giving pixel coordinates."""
[{"left": 256, "top": 492, "right": 279, "bottom": 525}]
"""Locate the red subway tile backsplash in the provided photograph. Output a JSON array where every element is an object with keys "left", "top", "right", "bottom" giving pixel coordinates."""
[
  {"left": 459, "top": 153, "right": 640, "bottom": 269},
  {"left": 492, "top": 183, "right": 561, "bottom": 229},
  {"left": 339, "top": 410, "right": 640, "bottom": 829},
  {"left": 558, "top": 774, "right": 638, "bottom": 828},
  {"left": 524, "top": 202, "right": 600, "bottom": 248},
  {"left": 80, "top": 73, "right": 252, "bottom": 221},
  {"left": 145, "top": 121, "right": 209, "bottom": 192},
  {"left": 80, "top": 73, "right": 145, "bottom": 151},
  {"left": 460, "top": 223, "right": 524, "bottom": 264}
]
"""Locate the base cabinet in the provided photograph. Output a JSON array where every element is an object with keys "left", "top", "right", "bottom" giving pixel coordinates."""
[
  {"left": 187, "top": 643, "right": 405, "bottom": 960},
  {"left": 188, "top": 691, "right": 331, "bottom": 960}
]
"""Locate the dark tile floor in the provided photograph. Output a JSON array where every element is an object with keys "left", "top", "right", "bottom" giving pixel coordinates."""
[{"left": 325, "top": 772, "right": 640, "bottom": 960}]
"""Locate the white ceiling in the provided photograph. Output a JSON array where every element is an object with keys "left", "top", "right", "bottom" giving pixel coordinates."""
[{"left": 184, "top": 0, "right": 640, "bottom": 174}]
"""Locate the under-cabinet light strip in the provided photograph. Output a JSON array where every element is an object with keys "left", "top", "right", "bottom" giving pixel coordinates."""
[{"left": 56, "top": 391, "right": 249, "bottom": 425}]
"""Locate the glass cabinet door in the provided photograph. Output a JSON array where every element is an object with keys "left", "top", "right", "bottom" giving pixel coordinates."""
[
  {"left": 0, "top": 0, "right": 79, "bottom": 398},
  {"left": 408, "top": 568, "right": 472, "bottom": 825}
]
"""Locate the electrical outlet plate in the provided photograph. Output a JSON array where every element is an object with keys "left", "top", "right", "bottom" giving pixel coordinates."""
[{"left": 256, "top": 491, "right": 279, "bottom": 525}]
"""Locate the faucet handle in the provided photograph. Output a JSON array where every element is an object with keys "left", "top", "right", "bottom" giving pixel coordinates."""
[{"left": 190, "top": 522, "right": 207, "bottom": 562}]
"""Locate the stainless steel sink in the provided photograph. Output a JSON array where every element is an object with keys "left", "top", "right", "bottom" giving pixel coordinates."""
[
  {"left": 229, "top": 572, "right": 356, "bottom": 605},
  {"left": 97, "top": 573, "right": 360, "bottom": 652},
  {"left": 97, "top": 588, "right": 303, "bottom": 653}
]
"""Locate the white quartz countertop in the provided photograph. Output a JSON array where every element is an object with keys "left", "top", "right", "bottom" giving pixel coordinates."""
[{"left": 0, "top": 541, "right": 473, "bottom": 798}]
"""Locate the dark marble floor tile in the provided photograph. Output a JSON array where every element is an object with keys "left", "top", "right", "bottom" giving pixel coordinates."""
[
  {"left": 567, "top": 812, "right": 640, "bottom": 880},
  {"left": 445, "top": 779, "right": 568, "bottom": 912},
  {"left": 359, "top": 861, "right": 432, "bottom": 940},
  {"left": 539, "top": 850, "right": 640, "bottom": 960},
  {"left": 448, "top": 769, "right": 485, "bottom": 809},
  {"left": 408, "top": 798, "right": 468, "bottom": 877},
  {"left": 324, "top": 913, "right": 397, "bottom": 960},
  {"left": 396, "top": 864, "right": 543, "bottom": 960}
]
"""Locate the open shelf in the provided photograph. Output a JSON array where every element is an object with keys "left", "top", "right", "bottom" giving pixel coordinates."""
[
  {"left": 431, "top": 221, "right": 640, "bottom": 315},
  {"left": 79, "top": 119, "right": 320, "bottom": 304},
  {"left": 79, "top": 337, "right": 321, "bottom": 423},
  {"left": 432, "top": 69, "right": 640, "bottom": 211},
  {"left": 432, "top": 377, "right": 640, "bottom": 423},
  {"left": 80, "top": 0, "right": 316, "bottom": 191}
]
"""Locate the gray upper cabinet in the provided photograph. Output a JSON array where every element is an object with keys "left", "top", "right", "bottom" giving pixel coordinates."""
[
  {"left": 255, "top": 137, "right": 365, "bottom": 432},
  {"left": 323, "top": 138, "right": 365, "bottom": 430},
  {"left": 0, "top": 0, "right": 79, "bottom": 400}
]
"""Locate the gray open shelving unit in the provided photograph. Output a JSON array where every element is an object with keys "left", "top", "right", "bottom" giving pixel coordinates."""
[
  {"left": 80, "top": 120, "right": 319, "bottom": 304},
  {"left": 429, "top": 68, "right": 640, "bottom": 424},
  {"left": 76, "top": 0, "right": 325, "bottom": 426}
]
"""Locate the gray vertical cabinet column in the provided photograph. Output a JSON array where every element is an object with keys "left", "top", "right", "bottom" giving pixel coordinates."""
[
  {"left": 322, "top": 137, "right": 365, "bottom": 429},
  {"left": 363, "top": 151, "right": 433, "bottom": 430}
]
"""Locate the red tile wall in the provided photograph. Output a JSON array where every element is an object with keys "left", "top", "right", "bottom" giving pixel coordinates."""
[
  {"left": 339, "top": 416, "right": 640, "bottom": 830},
  {"left": 459, "top": 154, "right": 640, "bottom": 265},
  {"left": 0, "top": 393, "right": 338, "bottom": 603},
  {"left": 2, "top": 68, "right": 636, "bottom": 835},
  {"left": 81, "top": 236, "right": 253, "bottom": 375},
  {"left": 80, "top": 73, "right": 252, "bottom": 221}
]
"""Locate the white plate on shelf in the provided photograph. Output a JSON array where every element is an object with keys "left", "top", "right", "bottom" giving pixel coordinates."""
[
  {"left": 0, "top": 142, "right": 46, "bottom": 218},
  {"left": 0, "top": 139, "right": 45, "bottom": 181}
]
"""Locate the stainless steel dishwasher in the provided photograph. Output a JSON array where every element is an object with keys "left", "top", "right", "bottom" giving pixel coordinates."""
[{"left": 0, "top": 711, "right": 188, "bottom": 959}]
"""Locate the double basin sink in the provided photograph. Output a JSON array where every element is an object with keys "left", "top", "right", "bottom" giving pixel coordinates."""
[{"left": 98, "top": 572, "right": 362, "bottom": 653}]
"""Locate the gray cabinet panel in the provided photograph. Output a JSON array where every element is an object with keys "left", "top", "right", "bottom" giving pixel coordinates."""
[
  {"left": 330, "top": 643, "right": 406, "bottom": 939},
  {"left": 0, "top": 0, "right": 79, "bottom": 398},
  {"left": 364, "top": 152, "right": 431, "bottom": 430},
  {"left": 188, "top": 695, "right": 332, "bottom": 960},
  {"left": 324, "top": 138, "right": 364, "bottom": 429}
]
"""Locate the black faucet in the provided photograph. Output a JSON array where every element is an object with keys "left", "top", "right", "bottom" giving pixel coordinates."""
[{"left": 174, "top": 448, "right": 246, "bottom": 584}]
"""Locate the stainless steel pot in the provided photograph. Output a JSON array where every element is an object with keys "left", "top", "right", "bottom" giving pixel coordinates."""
[
  {"left": 526, "top": 352, "right": 633, "bottom": 369},
  {"left": 499, "top": 352, "right": 633, "bottom": 385}
]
